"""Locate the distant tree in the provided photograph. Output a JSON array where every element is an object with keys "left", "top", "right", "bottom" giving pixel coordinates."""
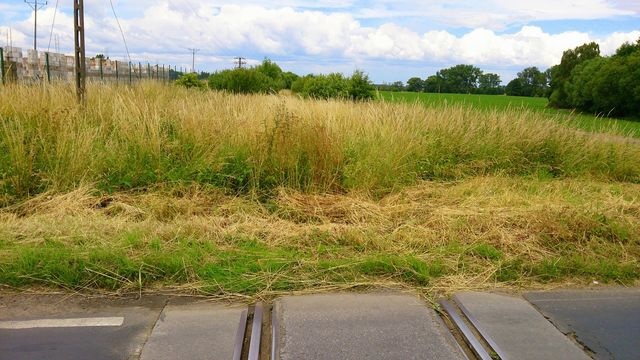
[
  {"left": 614, "top": 39, "right": 640, "bottom": 57},
  {"left": 169, "top": 68, "right": 184, "bottom": 81},
  {"left": 436, "top": 64, "right": 482, "bottom": 93},
  {"left": 377, "top": 81, "right": 405, "bottom": 91},
  {"left": 548, "top": 42, "right": 601, "bottom": 107},
  {"left": 424, "top": 75, "right": 442, "bottom": 93},
  {"left": 547, "top": 38, "right": 640, "bottom": 117},
  {"left": 478, "top": 73, "right": 503, "bottom": 95},
  {"left": 406, "top": 77, "right": 425, "bottom": 92},
  {"left": 197, "top": 71, "right": 212, "bottom": 80},
  {"left": 511, "top": 67, "right": 547, "bottom": 97},
  {"left": 348, "top": 70, "right": 375, "bottom": 101},
  {"left": 390, "top": 81, "right": 405, "bottom": 91},
  {"left": 505, "top": 78, "right": 526, "bottom": 96}
]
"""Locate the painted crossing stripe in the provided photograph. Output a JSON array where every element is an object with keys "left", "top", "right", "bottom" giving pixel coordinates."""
[{"left": 0, "top": 317, "right": 125, "bottom": 329}]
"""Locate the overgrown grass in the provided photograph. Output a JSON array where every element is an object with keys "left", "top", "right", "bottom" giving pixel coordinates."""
[
  {"left": 1, "top": 83, "right": 639, "bottom": 296},
  {"left": 0, "top": 177, "right": 638, "bottom": 296},
  {"left": 378, "top": 91, "right": 640, "bottom": 137},
  {"left": 1, "top": 83, "right": 639, "bottom": 206}
]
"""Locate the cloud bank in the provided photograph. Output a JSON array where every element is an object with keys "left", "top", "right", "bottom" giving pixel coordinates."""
[{"left": 1, "top": 1, "right": 638, "bottom": 81}]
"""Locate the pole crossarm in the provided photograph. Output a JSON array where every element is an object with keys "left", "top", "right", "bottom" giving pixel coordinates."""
[{"left": 24, "top": 0, "right": 47, "bottom": 51}]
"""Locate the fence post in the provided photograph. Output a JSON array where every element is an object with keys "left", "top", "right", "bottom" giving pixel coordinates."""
[
  {"left": 0, "top": 47, "right": 4, "bottom": 85},
  {"left": 129, "top": 61, "right": 132, "bottom": 84},
  {"left": 147, "top": 63, "right": 151, "bottom": 79},
  {"left": 45, "top": 52, "right": 51, "bottom": 83},
  {"left": 99, "top": 57, "right": 103, "bottom": 81},
  {"left": 155, "top": 64, "right": 159, "bottom": 80},
  {"left": 138, "top": 62, "right": 142, "bottom": 79},
  {"left": 162, "top": 65, "right": 165, "bottom": 83},
  {"left": 115, "top": 60, "right": 119, "bottom": 84}
]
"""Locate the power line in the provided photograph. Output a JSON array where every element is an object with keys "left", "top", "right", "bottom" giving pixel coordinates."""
[
  {"left": 46, "top": 0, "right": 59, "bottom": 52},
  {"left": 108, "top": 0, "right": 131, "bottom": 64},
  {"left": 188, "top": 48, "right": 200, "bottom": 72},
  {"left": 234, "top": 57, "right": 246, "bottom": 69},
  {"left": 24, "top": 0, "right": 48, "bottom": 51}
]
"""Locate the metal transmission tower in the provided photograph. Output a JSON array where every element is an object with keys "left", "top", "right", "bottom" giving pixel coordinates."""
[
  {"left": 74, "top": 0, "right": 86, "bottom": 103},
  {"left": 24, "top": 0, "right": 47, "bottom": 51},
  {"left": 188, "top": 48, "right": 200, "bottom": 73},
  {"left": 234, "top": 57, "right": 246, "bottom": 69}
]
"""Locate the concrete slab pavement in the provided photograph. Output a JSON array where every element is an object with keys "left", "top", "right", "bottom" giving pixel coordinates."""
[
  {"left": 273, "top": 293, "right": 467, "bottom": 360},
  {"left": 525, "top": 289, "right": 640, "bottom": 360},
  {"left": 454, "top": 292, "right": 590, "bottom": 360},
  {"left": 140, "top": 302, "right": 247, "bottom": 360}
]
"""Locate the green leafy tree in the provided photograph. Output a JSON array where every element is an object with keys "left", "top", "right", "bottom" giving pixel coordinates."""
[
  {"left": 406, "top": 77, "right": 425, "bottom": 92},
  {"left": 505, "top": 78, "right": 526, "bottom": 96},
  {"left": 515, "top": 67, "right": 547, "bottom": 97},
  {"left": 478, "top": 73, "right": 503, "bottom": 95},
  {"left": 424, "top": 75, "right": 442, "bottom": 93},
  {"left": 348, "top": 70, "right": 375, "bottom": 101},
  {"left": 549, "top": 38, "right": 640, "bottom": 117},
  {"left": 256, "top": 58, "right": 286, "bottom": 91},
  {"left": 389, "top": 81, "right": 405, "bottom": 91},
  {"left": 548, "top": 42, "right": 600, "bottom": 107},
  {"left": 281, "top": 71, "right": 300, "bottom": 89},
  {"left": 436, "top": 64, "right": 483, "bottom": 93}
]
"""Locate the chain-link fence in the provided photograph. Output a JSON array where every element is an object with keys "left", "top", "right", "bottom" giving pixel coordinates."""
[{"left": 1, "top": 47, "right": 177, "bottom": 85}]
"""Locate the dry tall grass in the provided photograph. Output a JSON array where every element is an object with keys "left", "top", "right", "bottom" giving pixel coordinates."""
[
  {"left": 1, "top": 177, "right": 638, "bottom": 297},
  {"left": 1, "top": 82, "right": 639, "bottom": 205},
  {"left": 1, "top": 83, "right": 639, "bottom": 295}
]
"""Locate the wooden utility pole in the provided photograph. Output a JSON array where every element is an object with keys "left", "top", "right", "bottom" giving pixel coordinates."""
[
  {"left": 234, "top": 57, "right": 246, "bottom": 69},
  {"left": 24, "top": 0, "right": 47, "bottom": 51},
  {"left": 188, "top": 48, "right": 200, "bottom": 73},
  {"left": 74, "top": 0, "right": 86, "bottom": 103}
]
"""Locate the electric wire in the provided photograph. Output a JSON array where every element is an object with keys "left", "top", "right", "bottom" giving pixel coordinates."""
[
  {"left": 46, "top": 0, "right": 59, "bottom": 53},
  {"left": 108, "top": 0, "right": 132, "bottom": 63}
]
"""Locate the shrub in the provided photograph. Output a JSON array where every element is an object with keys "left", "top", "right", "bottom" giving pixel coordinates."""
[
  {"left": 208, "top": 68, "right": 274, "bottom": 94},
  {"left": 292, "top": 70, "right": 375, "bottom": 101},
  {"left": 348, "top": 70, "right": 375, "bottom": 101},
  {"left": 208, "top": 59, "right": 292, "bottom": 94},
  {"left": 175, "top": 73, "right": 206, "bottom": 89}
]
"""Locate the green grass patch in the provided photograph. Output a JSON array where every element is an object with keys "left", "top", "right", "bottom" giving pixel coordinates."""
[{"left": 378, "top": 91, "right": 640, "bottom": 137}]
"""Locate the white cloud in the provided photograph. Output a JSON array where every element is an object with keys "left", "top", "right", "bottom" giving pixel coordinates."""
[{"left": 2, "top": 2, "right": 639, "bottom": 79}]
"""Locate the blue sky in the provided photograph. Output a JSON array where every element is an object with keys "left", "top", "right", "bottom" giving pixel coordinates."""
[{"left": 1, "top": 0, "right": 639, "bottom": 83}]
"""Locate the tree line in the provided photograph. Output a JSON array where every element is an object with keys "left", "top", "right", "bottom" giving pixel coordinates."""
[
  {"left": 381, "top": 64, "right": 551, "bottom": 97},
  {"left": 547, "top": 39, "right": 640, "bottom": 117}
]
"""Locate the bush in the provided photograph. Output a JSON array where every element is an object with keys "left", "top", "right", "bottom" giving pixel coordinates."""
[
  {"left": 208, "top": 68, "right": 275, "bottom": 94},
  {"left": 292, "top": 71, "right": 375, "bottom": 101},
  {"left": 208, "top": 59, "right": 291, "bottom": 94},
  {"left": 175, "top": 73, "right": 206, "bottom": 89},
  {"left": 348, "top": 70, "right": 375, "bottom": 101}
]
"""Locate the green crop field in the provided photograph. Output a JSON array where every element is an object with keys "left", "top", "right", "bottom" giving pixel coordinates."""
[{"left": 378, "top": 91, "right": 640, "bottom": 137}]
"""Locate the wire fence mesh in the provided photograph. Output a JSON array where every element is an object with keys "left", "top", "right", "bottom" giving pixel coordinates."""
[{"left": 1, "top": 47, "right": 177, "bottom": 85}]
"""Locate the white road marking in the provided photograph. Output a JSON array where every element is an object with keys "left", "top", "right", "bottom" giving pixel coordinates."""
[{"left": 0, "top": 317, "right": 124, "bottom": 329}]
